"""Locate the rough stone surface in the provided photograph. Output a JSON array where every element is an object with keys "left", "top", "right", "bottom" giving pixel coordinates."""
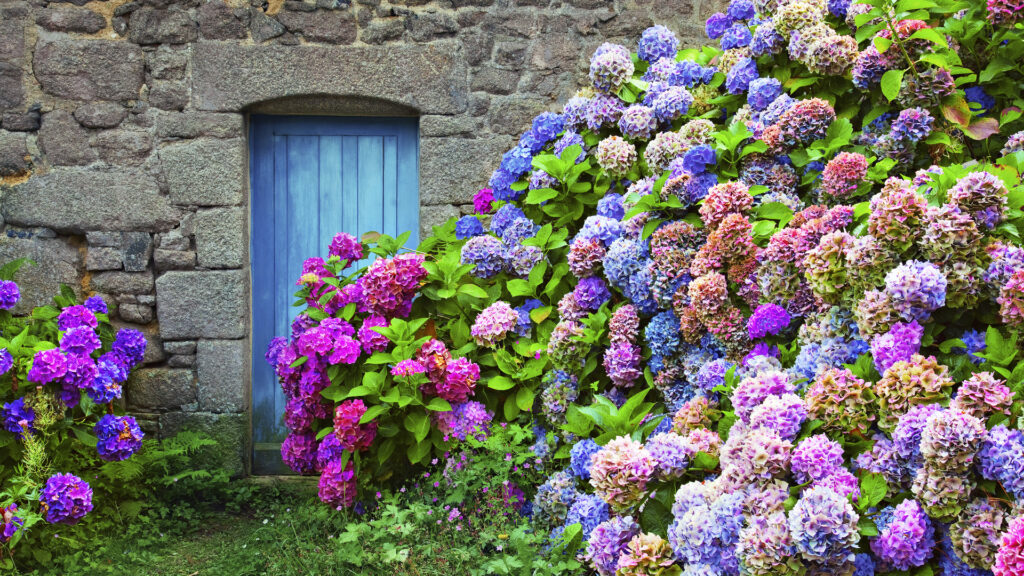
[
  {"left": 129, "top": 7, "right": 199, "bottom": 45},
  {"left": 91, "top": 271, "right": 155, "bottom": 295},
  {"left": 154, "top": 249, "right": 196, "bottom": 270},
  {"left": 0, "top": 130, "right": 28, "bottom": 176},
  {"left": 91, "top": 129, "right": 154, "bottom": 165},
  {"left": 198, "top": 1, "right": 247, "bottom": 39},
  {"left": 74, "top": 102, "right": 129, "bottom": 129},
  {"left": 38, "top": 110, "right": 96, "bottom": 166},
  {"left": 155, "top": 111, "right": 244, "bottom": 139},
  {"left": 149, "top": 81, "right": 189, "bottom": 111},
  {"left": 122, "top": 231, "right": 154, "bottom": 272},
  {"left": 160, "top": 138, "right": 245, "bottom": 206},
  {"left": 33, "top": 39, "right": 145, "bottom": 101},
  {"left": 0, "top": 10, "right": 25, "bottom": 111},
  {"left": 2, "top": 110, "right": 41, "bottom": 132},
  {"left": 197, "top": 339, "right": 247, "bottom": 413},
  {"left": 0, "top": 235, "right": 80, "bottom": 313},
  {"left": 194, "top": 208, "right": 246, "bottom": 269},
  {"left": 192, "top": 41, "right": 468, "bottom": 114},
  {"left": 278, "top": 9, "right": 357, "bottom": 43},
  {"left": 86, "top": 247, "right": 123, "bottom": 271},
  {"left": 120, "top": 303, "right": 154, "bottom": 324},
  {"left": 36, "top": 7, "right": 108, "bottom": 33},
  {"left": 147, "top": 47, "right": 188, "bottom": 80},
  {"left": 164, "top": 340, "right": 197, "bottom": 355},
  {"left": 126, "top": 367, "right": 197, "bottom": 410},
  {"left": 3, "top": 167, "right": 181, "bottom": 233},
  {"left": 155, "top": 270, "right": 247, "bottom": 339},
  {"left": 419, "top": 135, "right": 512, "bottom": 204}
]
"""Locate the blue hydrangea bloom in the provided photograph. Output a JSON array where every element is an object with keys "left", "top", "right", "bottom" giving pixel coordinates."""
[
  {"left": 747, "top": 77, "right": 782, "bottom": 111},
  {"left": 500, "top": 145, "right": 534, "bottom": 177},
  {"left": 720, "top": 24, "right": 752, "bottom": 49},
  {"left": 565, "top": 493, "right": 609, "bottom": 540},
  {"left": 677, "top": 61, "right": 715, "bottom": 87},
  {"left": 569, "top": 438, "right": 601, "bottom": 480},
  {"left": 1, "top": 397, "right": 35, "bottom": 437},
  {"left": 515, "top": 299, "right": 543, "bottom": 338},
  {"left": 682, "top": 145, "right": 717, "bottom": 175},
  {"left": 959, "top": 329, "right": 986, "bottom": 364},
  {"left": 0, "top": 349, "right": 13, "bottom": 375},
  {"left": 728, "top": 0, "right": 756, "bottom": 20},
  {"left": 491, "top": 204, "right": 528, "bottom": 238},
  {"left": 597, "top": 193, "right": 624, "bottom": 220},
  {"left": 637, "top": 25, "right": 680, "bottom": 63},
  {"left": 455, "top": 215, "right": 485, "bottom": 240},
  {"left": 725, "top": 57, "right": 759, "bottom": 94},
  {"left": 645, "top": 310, "right": 681, "bottom": 358},
  {"left": 829, "top": 0, "right": 853, "bottom": 17},
  {"left": 965, "top": 86, "right": 995, "bottom": 112},
  {"left": 531, "top": 112, "right": 565, "bottom": 145},
  {"left": 751, "top": 21, "right": 785, "bottom": 56},
  {"left": 705, "top": 13, "right": 734, "bottom": 39}
]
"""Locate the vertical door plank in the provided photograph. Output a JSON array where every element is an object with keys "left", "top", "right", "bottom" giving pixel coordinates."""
[
  {"left": 357, "top": 136, "right": 385, "bottom": 241},
  {"left": 250, "top": 118, "right": 276, "bottom": 455},
  {"left": 382, "top": 135, "right": 398, "bottom": 238},
  {"left": 318, "top": 136, "right": 343, "bottom": 252}
]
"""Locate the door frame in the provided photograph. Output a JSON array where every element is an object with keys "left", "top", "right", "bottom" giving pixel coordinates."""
[{"left": 247, "top": 114, "right": 420, "bottom": 474}]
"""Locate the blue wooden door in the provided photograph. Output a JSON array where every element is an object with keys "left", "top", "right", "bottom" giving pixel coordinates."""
[{"left": 249, "top": 115, "right": 419, "bottom": 474}]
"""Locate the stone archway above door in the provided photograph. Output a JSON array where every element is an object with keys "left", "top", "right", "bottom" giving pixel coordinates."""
[{"left": 191, "top": 41, "right": 469, "bottom": 115}]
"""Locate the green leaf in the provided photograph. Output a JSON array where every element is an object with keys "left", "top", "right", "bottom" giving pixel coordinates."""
[
  {"left": 72, "top": 427, "right": 99, "bottom": 448},
  {"left": 529, "top": 306, "right": 552, "bottom": 324},
  {"left": 880, "top": 69, "right": 905, "bottom": 102},
  {"left": 359, "top": 404, "right": 389, "bottom": 424},
  {"left": 457, "top": 283, "right": 490, "bottom": 299},
  {"left": 487, "top": 375, "right": 516, "bottom": 391},
  {"left": 908, "top": 27, "right": 947, "bottom": 48},
  {"left": 525, "top": 187, "right": 559, "bottom": 204},
  {"left": 404, "top": 412, "right": 431, "bottom": 443},
  {"left": 858, "top": 472, "right": 888, "bottom": 510},
  {"left": 406, "top": 439, "right": 431, "bottom": 464},
  {"left": 515, "top": 386, "right": 535, "bottom": 411},
  {"left": 872, "top": 36, "right": 893, "bottom": 53},
  {"left": 316, "top": 426, "right": 333, "bottom": 440},
  {"left": 691, "top": 451, "right": 719, "bottom": 471},
  {"left": 425, "top": 397, "right": 452, "bottom": 412},
  {"left": 507, "top": 279, "right": 534, "bottom": 298},
  {"left": 858, "top": 516, "right": 879, "bottom": 537}
]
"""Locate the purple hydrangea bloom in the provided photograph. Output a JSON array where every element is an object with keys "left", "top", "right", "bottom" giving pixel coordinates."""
[
  {"left": 669, "top": 491, "right": 745, "bottom": 573},
  {"left": 728, "top": 0, "right": 756, "bottom": 19},
  {"left": 0, "top": 280, "right": 20, "bottom": 310},
  {"left": 646, "top": 432, "right": 690, "bottom": 479},
  {"left": 637, "top": 25, "right": 680, "bottom": 62},
  {"left": 977, "top": 424, "right": 1024, "bottom": 498},
  {"left": 570, "top": 438, "right": 601, "bottom": 479},
  {"left": 791, "top": 434, "right": 844, "bottom": 484},
  {"left": 1, "top": 397, "right": 35, "bottom": 437},
  {"left": 652, "top": 86, "right": 694, "bottom": 122},
  {"left": 578, "top": 215, "right": 625, "bottom": 247},
  {"left": 434, "top": 401, "right": 492, "bottom": 442},
  {"left": 891, "top": 107, "right": 934, "bottom": 142},
  {"left": 829, "top": 0, "right": 853, "bottom": 17},
  {"left": 747, "top": 77, "right": 782, "bottom": 111},
  {"left": 870, "top": 321, "right": 924, "bottom": 374},
  {"left": 265, "top": 336, "right": 288, "bottom": 367},
  {"left": 491, "top": 204, "right": 528, "bottom": 238},
  {"left": 60, "top": 326, "right": 101, "bottom": 357},
  {"left": 83, "top": 295, "right": 107, "bottom": 315},
  {"left": 1, "top": 503, "right": 23, "bottom": 543},
  {"left": 64, "top": 353, "right": 98, "bottom": 390},
  {"left": 94, "top": 414, "right": 144, "bottom": 461},
  {"left": 695, "top": 358, "right": 731, "bottom": 395},
  {"left": 281, "top": 432, "right": 318, "bottom": 475},
  {"left": 747, "top": 303, "right": 791, "bottom": 339},
  {"left": 788, "top": 485, "right": 860, "bottom": 565},
  {"left": 725, "top": 57, "right": 759, "bottom": 94},
  {"left": 315, "top": 432, "right": 345, "bottom": 471},
  {"left": 455, "top": 215, "right": 485, "bottom": 240},
  {"left": 720, "top": 24, "right": 752, "bottom": 49},
  {"left": 0, "top": 349, "right": 12, "bottom": 375},
  {"left": 39, "top": 473, "right": 93, "bottom": 525},
  {"left": 574, "top": 276, "right": 611, "bottom": 311},
  {"left": 870, "top": 500, "right": 935, "bottom": 571},
  {"left": 112, "top": 329, "right": 147, "bottom": 368},
  {"left": 461, "top": 235, "right": 506, "bottom": 279},
  {"left": 501, "top": 217, "right": 539, "bottom": 245},
  {"left": 57, "top": 305, "right": 97, "bottom": 331},
  {"left": 677, "top": 61, "right": 716, "bottom": 87},
  {"left": 27, "top": 348, "right": 67, "bottom": 384},
  {"left": 751, "top": 20, "right": 785, "bottom": 56},
  {"left": 706, "top": 13, "right": 734, "bottom": 39},
  {"left": 884, "top": 261, "right": 947, "bottom": 322},
  {"left": 586, "top": 515, "right": 641, "bottom": 576}
]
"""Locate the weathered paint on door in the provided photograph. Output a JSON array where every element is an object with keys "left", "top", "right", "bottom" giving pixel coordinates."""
[{"left": 249, "top": 115, "right": 419, "bottom": 474}]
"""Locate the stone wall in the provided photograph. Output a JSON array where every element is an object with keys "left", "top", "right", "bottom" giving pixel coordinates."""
[{"left": 0, "top": 0, "right": 712, "bottom": 475}]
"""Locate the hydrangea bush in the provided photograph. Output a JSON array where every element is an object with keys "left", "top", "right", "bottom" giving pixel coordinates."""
[
  {"left": 269, "top": 0, "right": 1024, "bottom": 572},
  {"left": 0, "top": 260, "right": 146, "bottom": 560}
]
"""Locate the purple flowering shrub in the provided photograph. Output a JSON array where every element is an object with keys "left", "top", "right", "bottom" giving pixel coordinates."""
[{"left": 0, "top": 259, "right": 147, "bottom": 555}]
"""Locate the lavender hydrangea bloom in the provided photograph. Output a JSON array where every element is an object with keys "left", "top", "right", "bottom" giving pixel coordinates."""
[
  {"left": 977, "top": 424, "right": 1024, "bottom": 498},
  {"left": 597, "top": 193, "right": 625, "bottom": 220},
  {"left": 751, "top": 21, "right": 785, "bottom": 56},
  {"left": 706, "top": 13, "right": 734, "bottom": 39},
  {"left": 791, "top": 434, "right": 844, "bottom": 484},
  {"left": 788, "top": 485, "right": 860, "bottom": 566},
  {"left": 695, "top": 358, "right": 732, "bottom": 395},
  {"left": 891, "top": 107, "right": 934, "bottom": 142},
  {"left": 652, "top": 86, "right": 694, "bottom": 122},
  {"left": 94, "top": 414, "right": 144, "bottom": 461},
  {"left": 747, "top": 77, "right": 782, "bottom": 111},
  {"left": 884, "top": 261, "right": 947, "bottom": 322},
  {"left": 0, "top": 280, "right": 19, "bottom": 310},
  {"left": 586, "top": 515, "right": 641, "bottom": 576},
  {"left": 720, "top": 24, "right": 753, "bottom": 49},
  {"left": 870, "top": 500, "right": 935, "bottom": 571},
  {"left": 461, "top": 235, "right": 507, "bottom": 279},
  {"left": 669, "top": 491, "right": 745, "bottom": 573},
  {"left": 39, "top": 473, "right": 93, "bottom": 525},
  {"left": 892, "top": 403, "right": 944, "bottom": 469},
  {"left": 637, "top": 25, "right": 680, "bottom": 62},
  {"left": 748, "top": 393, "right": 807, "bottom": 440},
  {"left": 728, "top": 0, "right": 756, "bottom": 19},
  {"left": 645, "top": 432, "right": 690, "bottom": 479}
]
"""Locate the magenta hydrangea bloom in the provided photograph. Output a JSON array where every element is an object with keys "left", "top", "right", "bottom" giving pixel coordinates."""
[
  {"left": 60, "top": 326, "right": 101, "bottom": 357},
  {"left": 360, "top": 253, "right": 427, "bottom": 319},
  {"left": 328, "top": 232, "right": 363, "bottom": 264},
  {"left": 315, "top": 432, "right": 345, "bottom": 471},
  {"left": 27, "top": 348, "right": 68, "bottom": 384},
  {"left": 357, "top": 315, "right": 390, "bottom": 354},
  {"left": 471, "top": 301, "right": 518, "bottom": 347},
  {"left": 94, "top": 414, "right": 144, "bottom": 462},
  {"left": 328, "top": 335, "right": 361, "bottom": 365},
  {"left": 57, "top": 305, "right": 97, "bottom": 331},
  {"left": 391, "top": 359, "right": 426, "bottom": 378},
  {"left": 281, "top": 431, "right": 318, "bottom": 475},
  {"left": 318, "top": 458, "right": 357, "bottom": 508},
  {"left": 586, "top": 515, "right": 642, "bottom": 576},
  {"left": 473, "top": 188, "right": 495, "bottom": 214},
  {"left": 747, "top": 303, "right": 791, "bottom": 339},
  {"left": 871, "top": 321, "right": 924, "bottom": 374},
  {"left": 871, "top": 499, "right": 936, "bottom": 571},
  {"left": 994, "top": 515, "right": 1024, "bottom": 576},
  {"left": 39, "top": 473, "right": 93, "bottom": 525},
  {"left": 0, "top": 280, "right": 20, "bottom": 310},
  {"left": 333, "top": 399, "right": 377, "bottom": 452},
  {"left": 436, "top": 357, "right": 479, "bottom": 402}
]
